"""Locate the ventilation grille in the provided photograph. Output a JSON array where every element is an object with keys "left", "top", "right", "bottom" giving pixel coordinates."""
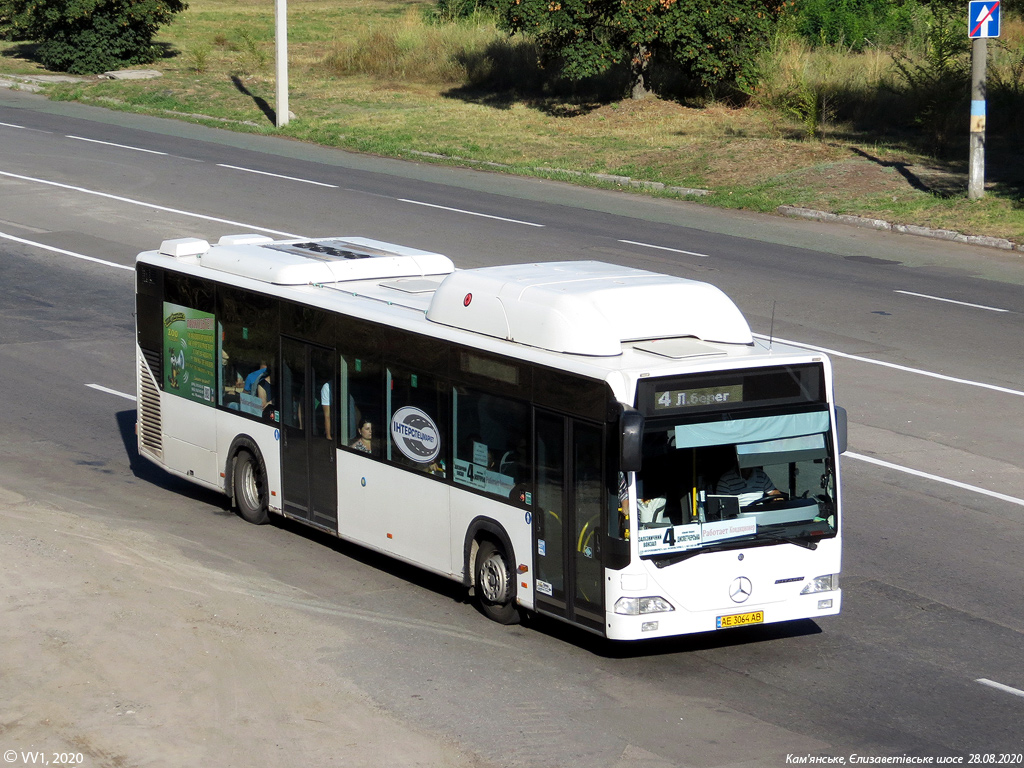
[
  {"left": 138, "top": 348, "right": 163, "bottom": 460},
  {"left": 265, "top": 241, "right": 378, "bottom": 261}
]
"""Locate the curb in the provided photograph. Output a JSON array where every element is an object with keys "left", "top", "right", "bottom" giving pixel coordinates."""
[
  {"left": 777, "top": 205, "right": 1020, "bottom": 253},
  {"left": 405, "top": 151, "right": 710, "bottom": 197}
]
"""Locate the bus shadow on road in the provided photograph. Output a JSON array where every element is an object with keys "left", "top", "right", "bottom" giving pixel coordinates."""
[
  {"left": 522, "top": 612, "right": 824, "bottom": 658},
  {"left": 115, "top": 409, "right": 236, "bottom": 517}
]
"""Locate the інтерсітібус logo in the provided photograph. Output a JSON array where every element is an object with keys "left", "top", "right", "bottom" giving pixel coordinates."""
[{"left": 390, "top": 406, "right": 440, "bottom": 463}]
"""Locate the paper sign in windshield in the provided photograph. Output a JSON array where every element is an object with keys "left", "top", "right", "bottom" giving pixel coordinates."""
[{"left": 638, "top": 518, "right": 757, "bottom": 556}]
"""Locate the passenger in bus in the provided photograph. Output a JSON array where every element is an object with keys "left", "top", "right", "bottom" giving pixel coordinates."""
[
  {"left": 256, "top": 368, "right": 274, "bottom": 418},
  {"left": 350, "top": 419, "right": 374, "bottom": 453},
  {"left": 221, "top": 350, "right": 245, "bottom": 409},
  {"left": 716, "top": 464, "right": 782, "bottom": 507},
  {"left": 320, "top": 380, "right": 332, "bottom": 441},
  {"left": 243, "top": 361, "right": 269, "bottom": 393}
]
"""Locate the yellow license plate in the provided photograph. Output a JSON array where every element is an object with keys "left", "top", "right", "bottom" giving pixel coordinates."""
[{"left": 716, "top": 610, "right": 764, "bottom": 629}]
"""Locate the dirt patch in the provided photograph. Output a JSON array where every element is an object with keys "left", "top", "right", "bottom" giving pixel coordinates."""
[{"left": 0, "top": 487, "right": 489, "bottom": 768}]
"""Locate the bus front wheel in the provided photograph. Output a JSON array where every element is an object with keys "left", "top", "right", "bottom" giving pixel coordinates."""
[
  {"left": 234, "top": 449, "right": 269, "bottom": 525},
  {"left": 475, "top": 540, "right": 520, "bottom": 625}
]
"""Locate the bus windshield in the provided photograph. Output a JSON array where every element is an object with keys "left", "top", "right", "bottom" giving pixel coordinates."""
[{"left": 635, "top": 408, "right": 838, "bottom": 562}]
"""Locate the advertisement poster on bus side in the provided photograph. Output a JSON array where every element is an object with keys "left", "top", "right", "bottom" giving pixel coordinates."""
[{"left": 163, "top": 302, "right": 216, "bottom": 406}]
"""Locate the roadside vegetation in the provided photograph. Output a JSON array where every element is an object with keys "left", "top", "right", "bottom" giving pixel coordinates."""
[{"left": 2, "top": 0, "right": 1023, "bottom": 243}]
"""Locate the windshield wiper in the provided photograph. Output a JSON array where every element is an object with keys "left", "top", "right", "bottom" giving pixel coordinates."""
[
  {"left": 648, "top": 530, "right": 820, "bottom": 567},
  {"left": 757, "top": 531, "right": 818, "bottom": 550}
]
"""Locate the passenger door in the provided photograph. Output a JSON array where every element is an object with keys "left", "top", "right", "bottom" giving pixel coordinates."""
[
  {"left": 533, "top": 412, "right": 605, "bottom": 632},
  {"left": 281, "top": 338, "right": 337, "bottom": 529}
]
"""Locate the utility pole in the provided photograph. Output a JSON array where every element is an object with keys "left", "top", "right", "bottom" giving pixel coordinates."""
[
  {"left": 967, "top": 0, "right": 1000, "bottom": 200},
  {"left": 275, "top": 0, "right": 289, "bottom": 128},
  {"left": 968, "top": 36, "right": 986, "bottom": 200}
]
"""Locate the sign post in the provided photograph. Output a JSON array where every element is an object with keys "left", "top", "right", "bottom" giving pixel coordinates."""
[{"left": 967, "top": 1, "right": 999, "bottom": 199}]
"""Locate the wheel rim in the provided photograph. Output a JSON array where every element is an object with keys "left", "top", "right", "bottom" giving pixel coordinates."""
[
  {"left": 239, "top": 459, "right": 260, "bottom": 510},
  {"left": 479, "top": 552, "right": 509, "bottom": 604}
]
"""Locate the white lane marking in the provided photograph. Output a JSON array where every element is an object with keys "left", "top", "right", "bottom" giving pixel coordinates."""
[
  {"left": 754, "top": 333, "right": 1024, "bottom": 398},
  {"left": 217, "top": 163, "right": 338, "bottom": 188},
  {"left": 398, "top": 198, "right": 545, "bottom": 227},
  {"left": 0, "top": 170, "right": 304, "bottom": 238},
  {"left": 0, "top": 230, "right": 134, "bottom": 271},
  {"left": 976, "top": 678, "right": 1024, "bottom": 699},
  {"left": 845, "top": 452, "right": 1024, "bottom": 508},
  {"left": 67, "top": 135, "right": 168, "bottom": 156},
  {"left": 0, "top": 122, "right": 52, "bottom": 134},
  {"left": 618, "top": 239, "right": 711, "bottom": 258},
  {"left": 895, "top": 290, "right": 1010, "bottom": 313},
  {"left": 87, "top": 383, "right": 137, "bottom": 402}
]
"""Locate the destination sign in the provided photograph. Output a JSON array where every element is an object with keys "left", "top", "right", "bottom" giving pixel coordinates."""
[{"left": 654, "top": 384, "right": 743, "bottom": 410}]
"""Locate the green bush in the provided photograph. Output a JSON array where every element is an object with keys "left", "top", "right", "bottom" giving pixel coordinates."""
[
  {"left": 499, "top": 0, "right": 786, "bottom": 99},
  {"left": 428, "top": 0, "right": 503, "bottom": 23},
  {"left": 791, "top": 0, "right": 926, "bottom": 50},
  {"left": 0, "top": 0, "right": 188, "bottom": 74}
]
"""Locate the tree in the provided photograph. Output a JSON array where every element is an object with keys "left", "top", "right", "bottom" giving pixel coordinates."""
[
  {"left": 498, "top": 0, "right": 785, "bottom": 98},
  {"left": 1, "top": 0, "right": 188, "bottom": 75}
]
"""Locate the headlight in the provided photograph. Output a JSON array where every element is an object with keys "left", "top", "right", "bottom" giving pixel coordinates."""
[
  {"left": 800, "top": 574, "right": 838, "bottom": 595},
  {"left": 614, "top": 596, "right": 675, "bottom": 615}
]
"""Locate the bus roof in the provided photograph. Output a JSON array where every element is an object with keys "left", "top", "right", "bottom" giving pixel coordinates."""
[
  {"left": 146, "top": 235, "right": 757, "bottom": 359},
  {"left": 426, "top": 260, "right": 752, "bottom": 355}
]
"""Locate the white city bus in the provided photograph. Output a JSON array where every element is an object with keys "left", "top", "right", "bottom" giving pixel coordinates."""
[{"left": 136, "top": 234, "right": 845, "bottom": 640}]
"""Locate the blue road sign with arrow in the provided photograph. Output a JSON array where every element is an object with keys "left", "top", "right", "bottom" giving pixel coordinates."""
[{"left": 969, "top": 1, "right": 1000, "bottom": 38}]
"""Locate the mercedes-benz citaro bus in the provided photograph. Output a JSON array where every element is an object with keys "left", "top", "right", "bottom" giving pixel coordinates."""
[{"left": 136, "top": 234, "right": 846, "bottom": 641}]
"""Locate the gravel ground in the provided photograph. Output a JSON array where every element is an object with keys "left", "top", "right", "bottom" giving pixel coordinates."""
[{"left": 0, "top": 483, "right": 490, "bottom": 768}]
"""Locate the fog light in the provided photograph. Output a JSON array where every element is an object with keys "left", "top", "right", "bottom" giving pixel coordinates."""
[
  {"left": 817, "top": 599, "right": 833, "bottom": 610},
  {"left": 641, "top": 621, "right": 659, "bottom": 632},
  {"left": 614, "top": 596, "right": 675, "bottom": 615}
]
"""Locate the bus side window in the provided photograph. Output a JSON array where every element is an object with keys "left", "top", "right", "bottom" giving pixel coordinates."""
[
  {"left": 387, "top": 367, "right": 449, "bottom": 477},
  {"left": 452, "top": 387, "right": 531, "bottom": 505},
  {"left": 217, "top": 285, "right": 278, "bottom": 419},
  {"left": 339, "top": 355, "right": 383, "bottom": 455}
]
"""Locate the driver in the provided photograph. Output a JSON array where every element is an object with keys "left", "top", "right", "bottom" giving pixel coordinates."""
[{"left": 716, "top": 464, "right": 783, "bottom": 507}]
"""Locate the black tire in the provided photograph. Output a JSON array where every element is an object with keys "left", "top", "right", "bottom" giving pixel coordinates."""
[
  {"left": 234, "top": 449, "right": 269, "bottom": 525},
  {"left": 474, "top": 539, "right": 520, "bottom": 625}
]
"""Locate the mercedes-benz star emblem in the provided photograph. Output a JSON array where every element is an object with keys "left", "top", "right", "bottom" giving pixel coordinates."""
[{"left": 729, "top": 576, "right": 753, "bottom": 604}]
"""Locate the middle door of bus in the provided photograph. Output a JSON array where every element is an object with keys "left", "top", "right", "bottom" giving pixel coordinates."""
[
  {"left": 281, "top": 337, "right": 337, "bottom": 529},
  {"left": 533, "top": 412, "right": 605, "bottom": 633}
]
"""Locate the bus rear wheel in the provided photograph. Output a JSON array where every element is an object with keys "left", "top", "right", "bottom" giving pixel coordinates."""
[
  {"left": 234, "top": 449, "right": 269, "bottom": 525},
  {"left": 475, "top": 540, "right": 520, "bottom": 625}
]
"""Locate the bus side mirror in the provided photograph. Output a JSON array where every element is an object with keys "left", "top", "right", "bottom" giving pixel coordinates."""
[
  {"left": 620, "top": 407, "right": 644, "bottom": 472},
  {"left": 835, "top": 406, "right": 848, "bottom": 455}
]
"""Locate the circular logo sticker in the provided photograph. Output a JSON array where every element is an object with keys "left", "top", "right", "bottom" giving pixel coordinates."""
[{"left": 390, "top": 406, "right": 440, "bottom": 464}]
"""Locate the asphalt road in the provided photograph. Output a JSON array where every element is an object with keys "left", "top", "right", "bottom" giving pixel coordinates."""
[{"left": 1, "top": 87, "right": 1022, "bottom": 767}]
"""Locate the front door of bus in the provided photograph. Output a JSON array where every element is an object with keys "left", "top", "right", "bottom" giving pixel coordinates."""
[
  {"left": 281, "top": 338, "right": 337, "bottom": 529},
  {"left": 533, "top": 413, "right": 605, "bottom": 632}
]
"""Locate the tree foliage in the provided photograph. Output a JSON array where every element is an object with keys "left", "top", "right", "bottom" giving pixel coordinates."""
[
  {"left": 0, "top": 0, "right": 188, "bottom": 74},
  {"left": 498, "top": 0, "right": 786, "bottom": 97}
]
